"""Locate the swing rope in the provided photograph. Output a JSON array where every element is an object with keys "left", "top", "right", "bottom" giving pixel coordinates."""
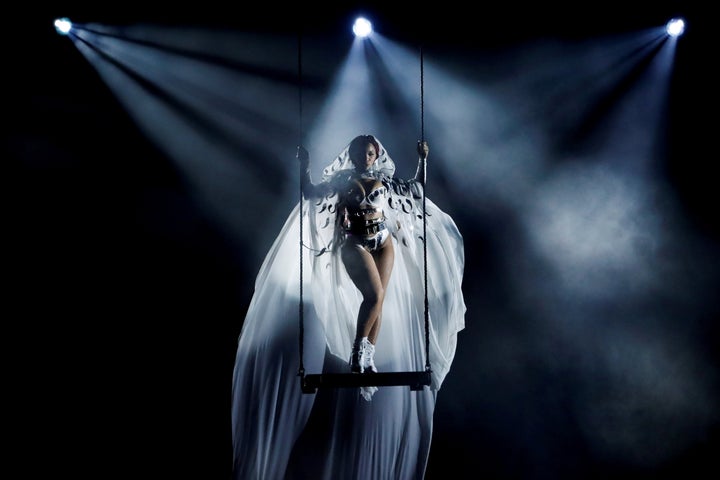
[
  {"left": 297, "top": 28, "right": 305, "bottom": 380},
  {"left": 420, "top": 44, "right": 431, "bottom": 373}
]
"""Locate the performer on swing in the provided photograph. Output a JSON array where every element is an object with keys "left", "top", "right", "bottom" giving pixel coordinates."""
[
  {"left": 297, "top": 134, "right": 429, "bottom": 375},
  {"left": 231, "top": 133, "right": 465, "bottom": 478}
]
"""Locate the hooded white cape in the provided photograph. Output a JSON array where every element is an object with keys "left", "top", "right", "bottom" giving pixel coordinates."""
[{"left": 231, "top": 137, "right": 465, "bottom": 479}]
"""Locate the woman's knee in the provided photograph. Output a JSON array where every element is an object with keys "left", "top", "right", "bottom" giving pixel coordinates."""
[{"left": 363, "top": 286, "right": 385, "bottom": 307}]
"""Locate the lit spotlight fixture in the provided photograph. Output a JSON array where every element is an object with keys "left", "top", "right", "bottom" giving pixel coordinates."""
[
  {"left": 352, "top": 17, "right": 372, "bottom": 38},
  {"left": 665, "top": 17, "right": 685, "bottom": 37},
  {"left": 54, "top": 17, "right": 72, "bottom": 35}
]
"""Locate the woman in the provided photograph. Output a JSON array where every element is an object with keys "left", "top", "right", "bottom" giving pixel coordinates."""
[
  {"left": 231, "top": 134, "right": 465, "bottom": 479},
  {"left": 298, "top": 135, "right": 429, "bottom": 375}
]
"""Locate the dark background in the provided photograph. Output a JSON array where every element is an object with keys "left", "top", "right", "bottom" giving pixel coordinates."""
[{"left": 9, "top": 1, "right": 716, "bottom": 479}]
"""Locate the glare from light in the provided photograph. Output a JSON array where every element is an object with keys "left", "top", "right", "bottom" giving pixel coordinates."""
[
  {"left": 54, "top": 17, "right": 72, "bottom": 35},
  {"left": 352, "top": 17, "right": 372, "bottom": 38},
  {"left": 665, "top": 18, "right": 685, "bottom": 37}
]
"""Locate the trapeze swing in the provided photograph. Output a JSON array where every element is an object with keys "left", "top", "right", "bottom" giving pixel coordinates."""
[{"left": 295, "top": 33, "right": 434, "bottom": 394}]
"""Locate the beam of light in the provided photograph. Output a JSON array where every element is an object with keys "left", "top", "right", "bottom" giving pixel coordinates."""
[
  {"left": 67, "top": 23, "right": 308, "bottom": 261},
  {"left": 515, "top": 29, "right": 680, "bottom": 302},
  {"left": 665, "top": 17, "right": 685, "bottom": 37},
  {"left": 352, "top": 17, "right": 372, "bottom": 38},
  {"left": 495, "top": 28, "right": 717, "bottom": 469},
  {"left": 54, "top": 17, "right": 72, "bottom": 35},
  {"left": 304, "top": 33, "right": 384, "bottom": 174}
]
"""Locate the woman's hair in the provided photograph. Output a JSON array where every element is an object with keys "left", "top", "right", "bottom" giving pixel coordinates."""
[{"left": 348, "top": 135, "right": 380, "bottom": 162}]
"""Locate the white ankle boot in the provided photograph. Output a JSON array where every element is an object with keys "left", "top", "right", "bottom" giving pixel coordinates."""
[{"left": 360, "top": 338, "right": 377, "bottom": 373}]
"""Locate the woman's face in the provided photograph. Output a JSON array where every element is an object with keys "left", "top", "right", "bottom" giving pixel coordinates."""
[{"left": 350, "top": 142, "right": 378, "bottom": 171}]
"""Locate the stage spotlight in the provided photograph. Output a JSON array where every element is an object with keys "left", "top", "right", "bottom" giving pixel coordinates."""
[
  {"left": 665, "top": 17, "right": 685, "bottom": 37},
  {"left": 352, "top": 17, "right": 372, "bottom": 38},
  {"left": 54, "top": 17, "right": 72, "bottom": 35}
]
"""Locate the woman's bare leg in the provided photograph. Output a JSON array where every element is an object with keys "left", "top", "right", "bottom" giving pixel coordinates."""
[
  {"left": 367, "top": 240, "right": 394, "bottom": 343},
  {"left": 342, "top": 242, "right": 385, "bottom": 338},
  {"left": 342, "top": 238, "right": 394, "bottom": 373}
]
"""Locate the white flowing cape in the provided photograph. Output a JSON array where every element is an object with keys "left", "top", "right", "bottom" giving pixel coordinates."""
[{"left": 231, "top": 140, "right": 466, "bottom": 479}]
